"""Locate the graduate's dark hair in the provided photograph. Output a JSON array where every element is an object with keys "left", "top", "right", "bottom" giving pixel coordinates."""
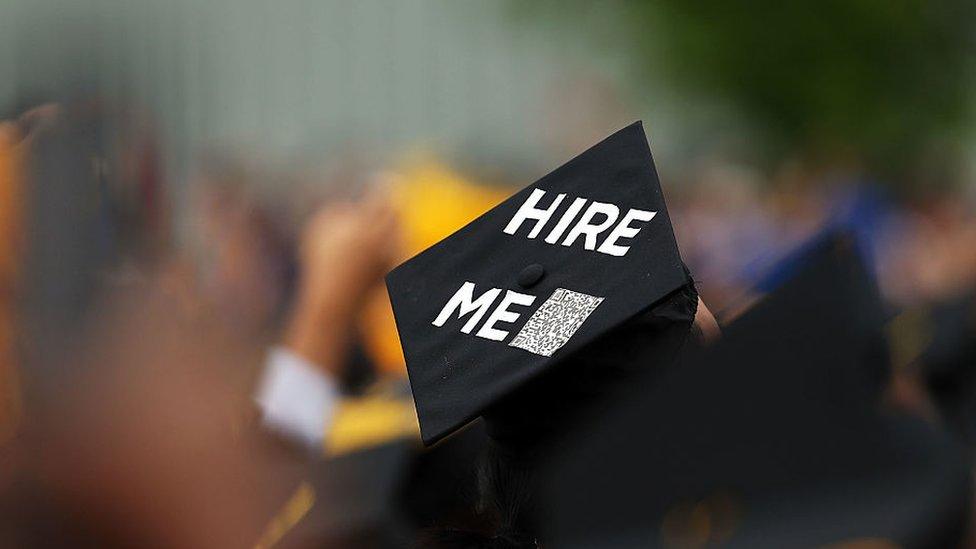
[
  {"left": 415, "top": 443, "right": 539, "bottom": 549},
  {"left": 417, "top": 280, "right": 702, "bottom": 548},
  {"left": 416, "top": 529, "right": 535, "bottom": 549}
]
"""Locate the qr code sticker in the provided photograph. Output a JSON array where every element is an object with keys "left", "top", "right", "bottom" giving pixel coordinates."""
[{"left": 508, "top": 288, "right": 604, "bottom": 357}]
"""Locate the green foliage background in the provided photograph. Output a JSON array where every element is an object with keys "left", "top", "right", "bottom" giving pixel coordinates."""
[{"left": 517, "top": 1, "right": 976, "bottom": 186}]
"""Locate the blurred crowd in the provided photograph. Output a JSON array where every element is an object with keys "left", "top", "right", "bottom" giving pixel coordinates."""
[{"left": 0, "top": 89, "right": 974, "bottom": 548}]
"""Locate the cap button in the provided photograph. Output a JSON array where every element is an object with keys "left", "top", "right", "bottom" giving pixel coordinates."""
[{"left": 517, "top": 263, "right": 545, "bottom": 288}]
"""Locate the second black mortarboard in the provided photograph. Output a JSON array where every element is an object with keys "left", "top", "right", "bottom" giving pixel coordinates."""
[{"left": 537, "top": 234, "right": 970, "bottom": 548}]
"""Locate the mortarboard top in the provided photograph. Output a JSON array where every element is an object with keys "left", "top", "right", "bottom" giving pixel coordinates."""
[
  {"left": 386, "top": 121, "right": 690, "bottom": 445},
  {"left": 752, "top": 231, "right": 890, "bottom": 401},
  {"left": 538, "top": 234, "right": 970, "bottom": 548}
]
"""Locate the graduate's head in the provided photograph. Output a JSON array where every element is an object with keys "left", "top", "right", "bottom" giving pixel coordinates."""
[{"left": 388, "top": 123, "right": 709, "bottom": 543}]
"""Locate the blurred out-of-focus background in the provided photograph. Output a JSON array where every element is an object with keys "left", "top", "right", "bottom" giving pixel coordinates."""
[{"left": 2, "top": 1, "right": 976, "bottom": 547}]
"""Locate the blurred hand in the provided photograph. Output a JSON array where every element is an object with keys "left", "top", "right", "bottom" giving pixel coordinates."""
[
  {"left": 283, "top": 189, "right": 401, "bottom": 374},
  {"left": 0, "top": 104, "right": 60, "bottom": 151}
]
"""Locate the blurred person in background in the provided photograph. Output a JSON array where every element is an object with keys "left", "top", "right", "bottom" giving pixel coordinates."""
[
  {"left": 0, "top": 98, "right": 409, "bottom": 547},
  {"left": 257, "top": 184, "right": 402, "bottom": 450}
]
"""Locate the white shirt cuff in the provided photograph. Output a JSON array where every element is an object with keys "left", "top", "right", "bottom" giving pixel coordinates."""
[{"left": 255, "top": 347, "right": 339, "bottom": 449}]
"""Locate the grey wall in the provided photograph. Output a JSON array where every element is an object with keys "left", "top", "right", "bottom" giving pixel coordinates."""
[{"left": 0, "top": 0, "right": 613, "bottom": 174}]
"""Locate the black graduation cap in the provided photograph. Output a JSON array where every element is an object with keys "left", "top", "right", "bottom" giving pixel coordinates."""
[
  {"left": 387, "top": 122, "right": 691, "bottom": 446},
  {"left": 753, "top": 231, "right": 891, "bottom": 402},
  {"left": 538, "top": 233, "right": 971, "bottom": 548}
]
